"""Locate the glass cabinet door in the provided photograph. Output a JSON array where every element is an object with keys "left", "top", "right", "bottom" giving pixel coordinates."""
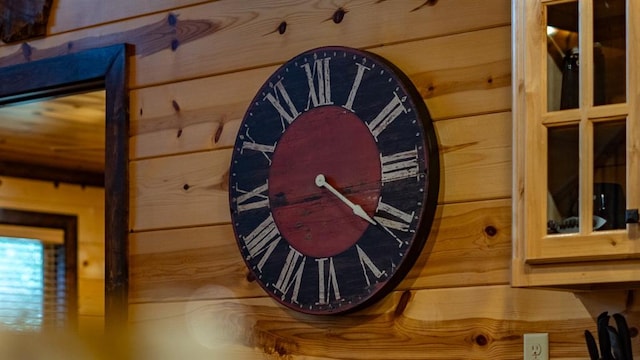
[{"left": 513, "top": 0, "right": 640, "bottom": 287}]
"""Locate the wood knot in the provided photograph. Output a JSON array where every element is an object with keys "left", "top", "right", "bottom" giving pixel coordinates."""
[
  {"left": 484, "top": 225, "right": 497, "bottom": 237},
  {"left": 333, "top": 8, "right": 346, "bottom": 24},
  {"left": 171, "top": 38, "right": 180, "bottom": 51},
  {"left": 214, "top": 124, "right": 224, "bottom": 143},
  {"left": 167, "top": 13, "right": 178, "bottom": 26},
  {"left": 278, "top": 21, "right": 287, "bottom": 34},
  {"left": 487, "top": 76, "right": 493, "bottom": 84},
  {"left": 183, "top": 183, "right": 190, "bottom": 191},
  {"left": 475, "top": 334, "right": 488, "bottom": 346}
]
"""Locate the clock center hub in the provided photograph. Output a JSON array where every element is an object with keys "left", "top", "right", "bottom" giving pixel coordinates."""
[{"left": 268, "top": 105, "right": 382, "bottom": 258}]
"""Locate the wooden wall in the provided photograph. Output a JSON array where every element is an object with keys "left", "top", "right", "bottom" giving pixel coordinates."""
[
  {"left": 1, "top": 0, "right": 639, "bottom": 358},
  {"left": 0, "top": 176, "right": 104, "bottom": 332}
]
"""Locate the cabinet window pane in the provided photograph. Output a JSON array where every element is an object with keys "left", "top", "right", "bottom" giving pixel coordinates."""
[
  {"left": 594, "top": 120, "right": 626, "bottom": 230},
  {"left": 594, "top": 0, "right": 626, "bottom": 105},
  {"left": 548, "top": 125, "right": 579, "bottom": 234},
  {"left": 547, "top": 1, "right": 579, "bottom": 111}
]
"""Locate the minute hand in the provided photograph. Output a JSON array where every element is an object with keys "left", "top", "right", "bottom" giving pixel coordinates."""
[{"left": 315, "top": 174, "right": 376, "bottom": 225}]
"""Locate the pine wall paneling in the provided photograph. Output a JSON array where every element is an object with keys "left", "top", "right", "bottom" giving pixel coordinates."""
[
  {"left": 0, "top": 177, "right": 105, "bottom": 331},
  {"left": 1, "top": 0, "right": 638, "bottom": 358}
]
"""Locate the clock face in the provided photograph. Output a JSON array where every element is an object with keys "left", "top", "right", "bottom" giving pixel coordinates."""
[{"left": 229, "top": 46, "right": 439, "bottom": 315}]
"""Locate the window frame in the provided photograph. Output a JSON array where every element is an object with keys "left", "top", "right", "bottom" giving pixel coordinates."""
[
  {"left": 512, "top": 0, "right": 640, "bottom": 287},
  {"left": 0, "top": 208, "right": 77, "bottom": 329}
]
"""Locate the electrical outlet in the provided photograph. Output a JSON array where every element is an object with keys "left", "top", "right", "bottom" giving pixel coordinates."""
[{"left": 524, "top": 333, "right": 549, "bottom": 360}]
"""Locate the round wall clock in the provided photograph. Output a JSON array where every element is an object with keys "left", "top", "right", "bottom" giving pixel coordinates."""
[{"left": 229, "top": 46, "right": 439, "bottom": 315}]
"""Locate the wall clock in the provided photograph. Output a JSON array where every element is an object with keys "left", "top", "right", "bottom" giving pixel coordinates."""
[{"left": 229, "top": 46, "right": 439, "bottom": 315}]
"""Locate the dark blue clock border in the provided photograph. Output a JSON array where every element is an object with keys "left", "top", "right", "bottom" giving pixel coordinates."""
[{"left": 229, "top": 46, "right": 439, "bottom": 315}]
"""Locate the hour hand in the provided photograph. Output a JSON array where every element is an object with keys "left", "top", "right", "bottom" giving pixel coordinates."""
[{"left": 315, "top": 174, "right": 376, "bottom": 225}]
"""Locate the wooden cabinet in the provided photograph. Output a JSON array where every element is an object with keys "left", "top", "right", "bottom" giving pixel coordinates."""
[{"left": 512, "top": 0, "right": 640, "bottom": 287}]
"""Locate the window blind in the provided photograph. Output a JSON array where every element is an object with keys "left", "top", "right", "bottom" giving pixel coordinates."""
[{"left": 0, "top": 237, "right": 66, "bottom": 331}]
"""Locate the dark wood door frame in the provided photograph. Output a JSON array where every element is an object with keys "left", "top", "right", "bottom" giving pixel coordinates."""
[{"left": 0, "top": 44, "right": 130, "bottom": 330}]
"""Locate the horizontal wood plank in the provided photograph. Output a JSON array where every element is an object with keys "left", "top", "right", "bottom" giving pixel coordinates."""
[
  {"left": 129, "top": 150, "right": 232, "bottom": 231},
  {"left": 401, "top": 199, "right": 511, "bottom": 290},
  {"left": 128, "top": 285, "right": 639, "bottom": 359},
  {"left": 130, "top": 111, "right": 511, "bottom": 231},
  {"left": 129, "top": 26, "right": 511, "bottom": 160},
  {"left": 0, "top": 0, "right": 510, "bottom": 89},
  {"left": 436, "top": 111, "right": 512, "bottom": 203},
  {"left": 129, "top": 199, "right": 510, "bottom": 303},
  {"left": 48, "top": 0, "right": 207, "bottom": 34}
]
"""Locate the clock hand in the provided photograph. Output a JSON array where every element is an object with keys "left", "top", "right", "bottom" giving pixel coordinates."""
[{"left": 315, "top": 174, "right": 377, "bottom": 225}]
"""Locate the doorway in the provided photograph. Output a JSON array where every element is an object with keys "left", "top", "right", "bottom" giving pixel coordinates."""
[{"left": 0, "top": 44, "right": 129, "bottom": 330}]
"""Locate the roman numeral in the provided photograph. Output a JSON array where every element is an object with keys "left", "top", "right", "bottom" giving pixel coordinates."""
[
  {"left": 316, "top": 257, "right": 341, "bottom": 305},
  {"left": 302, "top": 57, "right": 333, "bottom": 110},
  {"left": 374, "top": 200, "right": 415, "bottom": 232},
  {"left": 356, "top": 245, "right": 386, "bottom": 287},
  {"left": 241, "top": 141, "right": 276, "bottom": 154},
  {"left": 264, "top": 79, "right": 300, "bottom": 126},
  {"left": 368, "top": 92, "right": 407, "bottom": 139},
  {"left": 274, "top": 246, "right": 306, "bottom": 304},
  {"left": 381, "top": 146, "right": 419, "bottom": 183},
  {"left": 242, "top": 214, "right": 281, "bottom": 271},
  {"left": 240, "top": 127, "right": 275, "bottom": 164},
  {"left": 343, "top": 63, "right": 370, "bottom": 112},
  {"left": 235, "top": 181, "right": 269, "bottom": 213}
]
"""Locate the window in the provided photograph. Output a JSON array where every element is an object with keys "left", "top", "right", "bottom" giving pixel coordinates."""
[
  {"left": 0, "top": 209, "right": 77, "bottom": 329},
  {"left": 0, "top": 237, "right": 66, "bottom": 331}
]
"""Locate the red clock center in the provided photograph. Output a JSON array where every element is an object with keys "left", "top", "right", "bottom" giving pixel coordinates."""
[{"left": 269, "top": 105, "right": 382, "bottom": 258}]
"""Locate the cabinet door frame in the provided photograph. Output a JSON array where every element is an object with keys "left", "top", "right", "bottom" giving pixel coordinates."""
[{"left": 512, "top": 0, "right": 640, "bottom": 287}]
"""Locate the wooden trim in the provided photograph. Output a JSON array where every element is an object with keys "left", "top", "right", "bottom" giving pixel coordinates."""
[
  {"left": 0, "top": 44, "right": 130, "bottom": 330},
  {"left": 0, "top": 208, "right": 77, "bottom": 329},
  {"left": 0, "top": 160, "right": 104, "bottom": 187}
]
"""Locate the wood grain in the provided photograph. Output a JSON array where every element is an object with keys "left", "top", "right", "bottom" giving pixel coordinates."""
[
  {"left": 129, "top": 149, "right": 232, "bottom": 231},
  {"left": 129, "top": 199, "right": 511, "bottom": 304},
  {"left": 129, "top": 285, "right": 640, "bottom": 359},
  {"left": 0, "top": 0, "right": 510, "bottom": 89},
  {"left": 129, "top": 110, "right": 511, "bottom": 232},
  {"left": 128, "top": 26, "right": 511, "bottom": 162}
]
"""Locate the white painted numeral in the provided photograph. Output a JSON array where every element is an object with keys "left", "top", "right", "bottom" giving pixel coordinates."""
[
  {"left": 368, "top": 92, "right": 407, "bottom": 139},
  {"left": 274, "top": 246, "right": 306, "bottom": 304},
  {"left": 240, "top": 128, "right": 275, "bottom": 164},
  {"left": 302, "top": 57, "right": 333, "bottom": 110},
  {"left": 343, "top": 63, "right": 370, "bottom": 112},
  {"left": 235, "top": 181, "right": 270, "bottom": 213},
  {"left": 242, "top": 214, "right": 281, "bottom": 271},
  {"left": 374, "top": 200, "right": 414, "bottom": 232},
  {"left": 381, "top": 146, "right": 419, "bottom": 183},
  {"left": 356, "top": 245, "right": 386, "bottom": 287},
  {"left": 241, "top": 141, "right": 276, "bottom": 154},
  {"left": 316, "top": 257, "right": 340, "bottom": 305},
  {"left": 264, "top": 79, "right": 300, "bottom": 125}
]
